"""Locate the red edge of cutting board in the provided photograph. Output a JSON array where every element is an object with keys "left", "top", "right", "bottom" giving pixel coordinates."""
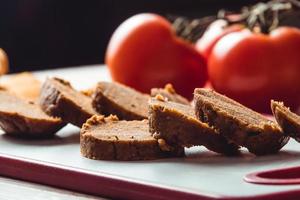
[
  {"left": 245, "top": 166, "right": 300, "bottom": 185},
  {"left": 1, "top": 153, "right": 300, "bottom": 200}
]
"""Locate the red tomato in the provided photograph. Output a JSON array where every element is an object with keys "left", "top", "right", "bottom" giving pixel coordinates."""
[
  {"left": 196, "top": 20, "right": 243, "bottom": 60},
  {"left": 208, "top": 27, "right": 300, "bottom": 113},
  {"left": 106, "top": 13, "right": 207, "bottom": 99}
]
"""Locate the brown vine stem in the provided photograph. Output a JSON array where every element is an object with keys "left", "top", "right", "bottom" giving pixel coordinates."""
[{"left": 170, "top": 0, "right": 300, "bottom": 42}]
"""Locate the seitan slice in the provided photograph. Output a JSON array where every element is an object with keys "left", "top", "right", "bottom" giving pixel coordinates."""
[
  {"left": 149, "top": 96, "right": 239, "bottom": 155},
  {"left": 151, "top": 84, "right": 190, "bottom": 105},
  {"left": 0, "top": 72, "right": 41, "bottom": 101},
  {"left": 0, "top": 90, "right": 64, "bottom": 138},
  {"left": 92, "top": 82, "right": 149, "bottom": 120},
  {"left": 80, "top": 115, "right": 184, "bottom": 160},
  {"left": 39, "top": 77, "right": 98, "bottom": 127},
  {"left": 194, "top": 88, "right": 289, "bottom": 155},
  {"left": 271, "top": 100, "right": 300, "bottom": 142}
]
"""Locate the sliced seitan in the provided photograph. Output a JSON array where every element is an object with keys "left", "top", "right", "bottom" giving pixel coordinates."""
[
  {"left": 149, "top": 95, "right": 239, "bottom": 155},
  {"left": 0, "top": 90, "right": 64, "bottom": 138},
  {"left": 92, "top": 82, "right": 149, "bottom": 120},
  {"left": 80, "top": 115, "right": 184, "bottom": 160},
  {"left": 151, "top": 83, "right": 190, "bottom": 105},
  {"left": 271, "top": 100, "right": 300, "bottom": 142},
  {"left": 39, "top": 77, "right": 98, "bottom": 127},
  {"left": 0, "top": 72, "right": 41, "bottom": 101},
  {"left": 194, "top": 88, "right": 289, "bottom": 155}
]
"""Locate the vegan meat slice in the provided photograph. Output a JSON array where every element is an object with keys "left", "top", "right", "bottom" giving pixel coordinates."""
[
  {"left": 80, "top": 115, "right": 184, "bottom": 160},
  {"left": 149, "top": 95, "right": 239, "bottom": 155},
  {"left": 39, "top": 77, "right": 98, "bottom": 127},
  {"left": 0, "top": 72, "right": 41, "bottom": 101},
  {"left": 0, "top": 90, "right": 64, "bottom": 138},
  {"left": 150, "top": 83, "right": 190, "bottom": 105},
  {"left": 271, "top": 100, "right": 300, "bottom": 142},
  {"left": 92, "top": 82, "right": 149, "bottom": 120},
  {"left": 194, "top": 88, "right": 289, "bottom": 155}
]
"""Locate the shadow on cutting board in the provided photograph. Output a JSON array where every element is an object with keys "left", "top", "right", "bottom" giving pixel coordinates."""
[
  {"left": 184, "top": 149, "right": 300, "bottom": 167},
  {"left": 1, "top": 127, "right": 300, "bottom": 167},
  {"left": 132, "top": 146, "right": 300, "bottom": 167},
  {"left": 0, "top": 125, "right": 80, "bottom": 146}
]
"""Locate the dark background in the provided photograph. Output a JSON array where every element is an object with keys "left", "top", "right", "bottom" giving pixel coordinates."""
[{"left": 0, "top": 0, "right": 261, "bottom": 72}]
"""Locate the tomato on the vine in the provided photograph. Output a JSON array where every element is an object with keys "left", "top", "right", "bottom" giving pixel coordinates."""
[
  {"left": 106, "top": 13, "right": 207, "bottom": 99},
  {"left": 198, "top": 26, "right": 300, "bottom": 113},
  {"left": 196, "top": 19, "right": 242, "bottom": 60},
  {"left": 195, "top": 0, "right": 300, "bottom": 113}
]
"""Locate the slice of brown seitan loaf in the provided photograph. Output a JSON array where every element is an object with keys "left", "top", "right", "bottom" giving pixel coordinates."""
[
  {"left": 271, "top": 100, "right": 300, "bottom": 142},
  {"left": 80, "top": 115, "right": 184, "bottom": 160},
  {"left": 151, "top": 83, "right": 190, "bottom": 105},
  {"left": 149, "top": 95, "right": 239, "bottom": 155},
  {"left": 0, "top": 90, "right": 64, "bottom": 138},
  {"left": 39, "top": 77, "right": 98, "bottom": 127},
  {"left": 194, "top": 88, "right": 289, "bottom": 155},
  {"left": 92, "top": 82, "right": 149, "bottom": 120}
]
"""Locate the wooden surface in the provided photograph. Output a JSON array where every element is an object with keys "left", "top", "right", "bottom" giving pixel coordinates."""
[{"left": 0, "top": 176, "right": 107, "bottom": 200}]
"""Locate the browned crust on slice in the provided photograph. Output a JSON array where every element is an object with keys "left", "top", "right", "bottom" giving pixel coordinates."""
[
  {"left": 80, "top": 115, "right": 184, "bottom": 160},
  {"left": 81, "top": 86, "right": 96, "bottom": 97},
  {"left": 39, "top": 78, "right": 98, "bottom": 127},
  {"left": 0, "top": 90, "right": 64, "bottom": 138},
  {"left": 194, "top": 88, "right": 289, "bottom": 155},
  {"left": 92, "top": 82, "right": 149, "bottom": 120},
  {"left": 271, "top": 100, "right": 300, "bottom": 142},
  {"left": 149, "top": 96, "right": 239, "bottom": 155},
  {"left": 151, "top": 84, "right": 190, "bottom": 105}
]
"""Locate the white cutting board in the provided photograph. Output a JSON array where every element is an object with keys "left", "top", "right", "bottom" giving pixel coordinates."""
[{"left": 0, "top": 65, "right": 300, "bottom": 199}]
